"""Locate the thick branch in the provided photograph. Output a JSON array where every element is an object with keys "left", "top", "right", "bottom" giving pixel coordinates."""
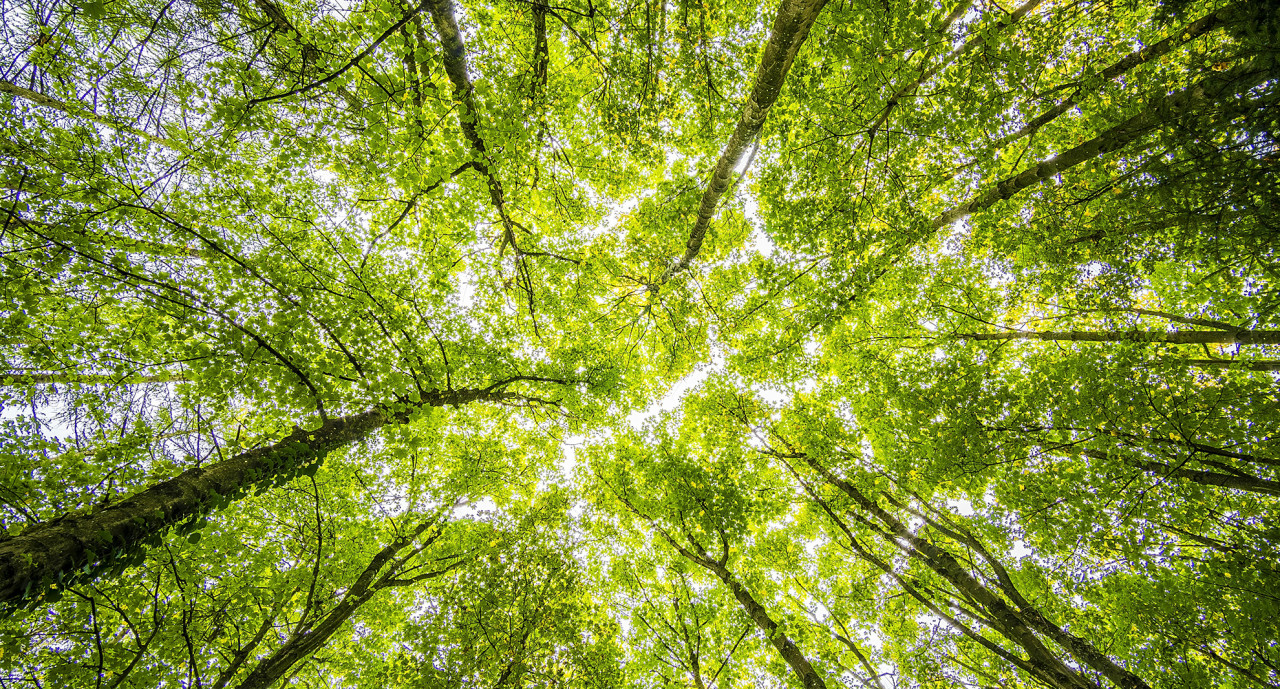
[
  {"left": 658, "top": 0, "right": 828, "bottom": 283},
  {"left": 233, "top": 520, "right": 454, "bottom": 689},
  {"left": 0, "top": 386, "right": 522, "bottom": 606},
  {"left": 1086, "top": 449, "right": 1280, "bottom": 497},
  {"left": 425, "top": 0, "right": 518, "bottom": 243},
  {"left": 957, "top": 329, "right": 1280, "bottom": 345},
  {"left": 600, "top": 475, "right": 827, "bottom": 689},
  {"left": 990, "top": 3, "right": 1237, "bottom": 149},
  {"left": 0, "top": 79, "right": 184, "bottom": 151},
  {"left": 802, "top": 455, "right": 1146, "bottom": 689},
  {"left": 931, "top": 61, "right": 1274, "bottom": 229}
]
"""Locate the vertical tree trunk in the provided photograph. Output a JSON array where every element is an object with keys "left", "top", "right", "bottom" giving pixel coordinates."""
[{"left": 425, "top": 0, "right": 517, "bottom": 242}]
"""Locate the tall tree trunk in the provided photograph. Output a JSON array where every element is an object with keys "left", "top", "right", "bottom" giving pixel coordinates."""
[
  {"left": 1171, "top": 359, "right": 1280, "bottom": 372},
  {"left": 957, "top": 329, "right": 1280, "bottom": 345},
  {"left": 800, "top": 455, "right": 1151, "bottom": 689},
  {"left": 658, "top": 0, "right": 828, "bottom": 284},
  {"left": 426, "top": 0, "right": 518, "bottom": 245},
  {"left": 0, "top": 386, "right": 511, "bottom": 606},
  {"left": 930, "top": 60, "right": 1275, "bottom": 230},
  {"left": 231, "top": 518, "right": 460, "bottom": 689},
  {"left": 1084, "top": 450, "right": 1280, "bottom": 497},
  {"left": 783, "top": 459, "right": 1090, "bottom": 689},
  {"left": 605, "top": 485, "right": 828, "bottom": 688},
  {"left": 698, "top": 554, "right": 827, "bottom": 689}
]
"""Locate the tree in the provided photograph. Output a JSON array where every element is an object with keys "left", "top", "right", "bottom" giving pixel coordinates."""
[{"left": 2, "top": 0, "right": 1277, "bottom": 684}]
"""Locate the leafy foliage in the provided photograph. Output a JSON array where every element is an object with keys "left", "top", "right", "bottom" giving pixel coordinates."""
[{"left": 1, "top": 0, "right": 1277, "bottom": 685}]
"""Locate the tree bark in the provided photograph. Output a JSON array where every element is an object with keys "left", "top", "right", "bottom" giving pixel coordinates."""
[
  {"left": 232, "top": 519, "right": 458, "bottom": 689},
  {"left": 0, "top": 386, "right": 509, "bottom": 606},
  {"left": 1178, "top": 359, "right": 1280, "bottom": 372},
  {"left": 425, "top": 0, "right": 518, "bottom": 245},
  {"left": 603, "top": 484, "right": 827, "bottom": 688},
  {"left": 957, "top": 329, "right": 1280, "bottom": 345},
  {"left": 784, "top": 459, "right": 1088, "bottom": 689},
  {"left": 802, "top": 456, "right": 1150, "bottom": 689},
  {"left": 700, "top": 556, "right": 827, "bottom": 689},
  {"left": 989, "top": 3, "right": 1237, "bottom": 150},
  {"left": 658, "top": 0, "right": 828, "bottom": 283},
  {"left": 0, "top": 79, "right": 183, "bottom": 151},
  {"left": 930, "top": 60, "right": 1275, "bottom": 229},
  {"left": 1, "top": 372, "right": 179, "bottom": 386},
  {"left": 1085, "top": 450, "right": 1280, "bottom": 497}
]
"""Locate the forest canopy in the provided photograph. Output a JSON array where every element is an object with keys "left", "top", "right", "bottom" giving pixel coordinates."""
[{"left": 0, "top": 0, "right": 1277, "bottom": 685}]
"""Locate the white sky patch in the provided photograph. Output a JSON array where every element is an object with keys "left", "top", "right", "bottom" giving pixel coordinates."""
[
  {"left": 626, "top": 368, "right": 710, "bottom": 431},
  {"left": 559, "top": 433, "right": 586, "bottom": 478},
  {"left": 624, "top": 347, "right": 728, "bottom": 430},
  {"left": 754, "top": 387, "right": 789, "bottom": 406},
  {"left": 452, "top": 496, "right": 496, "bottom": 520},
  {"left": 946, "top": 498, "right": 975, "bottom": 516},
  {"left": 1009, "top": 538, "right": 1033, "bottom": 559},
  {"left": 1080, "top": 260, "right": 1110, "bottom": 279}
]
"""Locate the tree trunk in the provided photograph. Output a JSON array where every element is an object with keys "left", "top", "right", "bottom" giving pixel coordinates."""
[
  {"left": 930, "top": 60, "right": 1275, "bottom": 229},
  {"left": 232, "top": 519, "right": 457, "bottom": 689},
  {"left": 1085, "top": 450, "right": 1280, "bottom": 497},
  {"left": 1178, "top": 359, "right": 1280, "bottom": 372},
  {"left": 606, "top": 486, "right": 828, "bottom": 689},
  {"left": 659, "top": 0, "right": 828, "bottom": 283},
  {"left": 989, "top": 3, "right": 1237, "bottom": 150},
  {"left": 425, "top": 0, "right": 517, "bottom": 242},
  {"left": 0, "top": 387, "right": 506, "bottom": 607},
  {"left": 0, "top": 79, "right": 183, "bottom": 151},
  {"left": 787, "top": 463, "right": 1089, "bottom": 689},
  {"left": 692, "top": 549, "right": 827, "bottom": 689},
  {"left": 803, "top": 456, "right": 1151, "bottom": 689},
  {"left": 1, "top": 371, "right": 180, "bottom": 386},
  {"left": 957, "top": 330, "right": 1280, "bottom": 345}
]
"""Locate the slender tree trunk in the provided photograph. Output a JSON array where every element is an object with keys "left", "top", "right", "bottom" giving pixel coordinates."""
[
  {"left": 0, "top": 387, "right": 507, "bottom": 606},
  {"left": 930, "top": 60, "right": 1275, "bottom": 229},
  {"left": 989, "top": 3, "right": 1238, "bottom": 150},
  {"left": 530, "top": 0, "right": 549, "bottom": 101},
  {"left": 957, "top": 329, "right": 1280, "bottom": 345},
  {"left": 1177, "top": 359, "right": 1280, "bottom": 372},
  {"left": 0, "top": 79, "right": 183, "bottom": 151},
  {"left": 1085, "top": 450, "right": 1280, "bottom": 497},
  {"left": 605, "top": 485, "right": 827, "bottom": 688},
  {"left": 786, "top": 462, "right": 1088, "bottom": 689},
  {"left": 658, "top": 0, "right": 828, "bottom": 283},
  {"left": 699, "top": 555, "right": 827, "bottom": 689},
  {"left": 425, "top": 0, "right": 517, "bottom": 244},
  {"left": 801, "top": 456, "right": 1151, "bottom": 689},
  {"left": 233, "top": 519, "right": 458, "bottom": 689}
]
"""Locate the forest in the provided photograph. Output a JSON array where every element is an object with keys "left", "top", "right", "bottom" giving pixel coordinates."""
[{"left": 0, "top": 0, "right": 1277, "bottom": 684}]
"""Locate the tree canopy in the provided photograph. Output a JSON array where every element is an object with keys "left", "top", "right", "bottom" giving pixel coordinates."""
[{"left": 0, "top": 0, "right": 1277, "bottom": 685}]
